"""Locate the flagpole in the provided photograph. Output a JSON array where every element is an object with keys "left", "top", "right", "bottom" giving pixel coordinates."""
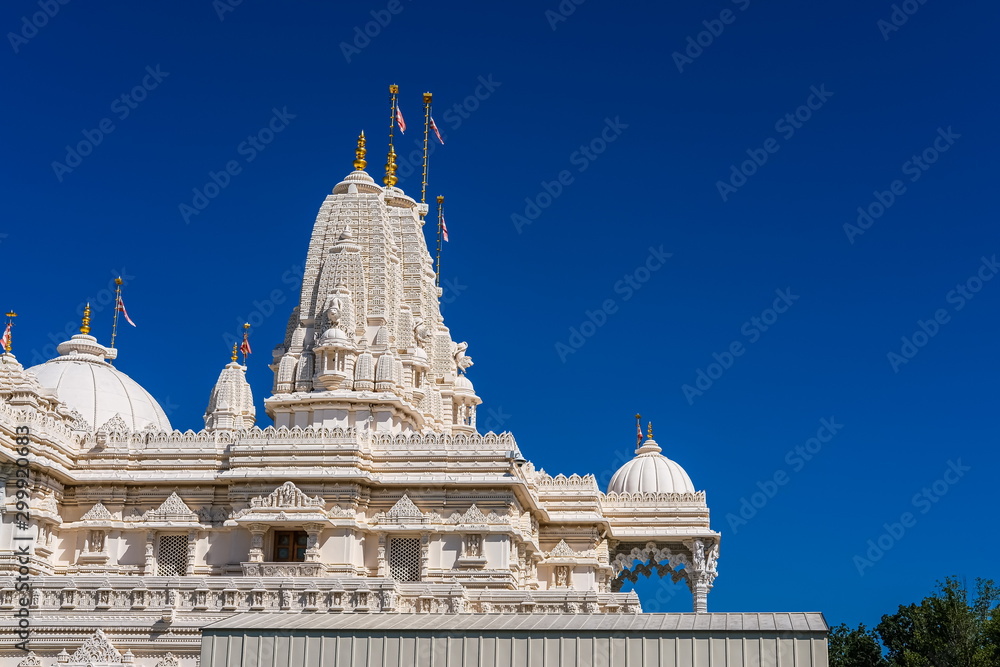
[
  {"left": 420, "top": 92, "right": 432, "bottom": 210},
  {"left": 241, "top": 322, "right": 250, "bottom": 366},
  {"left": 3, "top": 311, "right": 17, "bottom": 354},
  {"left": 385, "top": 84, "right": 399, "bottom": 187},
  {"left": 435, "top": 195, "right": 444, "bottom": 287},
  {"left": 109, "top": 277, "right": 123, "bottom": 362}
]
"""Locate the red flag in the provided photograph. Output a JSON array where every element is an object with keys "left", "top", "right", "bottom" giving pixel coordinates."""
[
  {"left": 116, "top": 296, "right": 136, "bottom": 327},
  {"left": 0, "top": 323, "right": 10, "bottom": 351},
  {"left": 240, "top": 332, "right": 252, "bottom": 357},
  {"left": 636, "top": 419, "right": 643, "bottom": 448},
  {"left": 430, "top": 116, "right": 445, "bottom": 145},
  {"left": 396, "top": 106, "right": 406, "bottom": 134},
  {"left": 441, "top": 214, "right": 449, "bottom": 242}
]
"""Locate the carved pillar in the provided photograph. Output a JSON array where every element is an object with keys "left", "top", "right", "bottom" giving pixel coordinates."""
[
  {"left": 304, "top": 523, "right": 323, "bottom": 563},
  {"left": 420, "top": 532, "right": 430, "bottom": 580},
  {"left": 186, "top": 530, "right": 197, "bottom": 575},
  {"left": 248, "top": 524, "right": 267, "bottom": 563},
  {"left": 376, "top": 534, "right": 387, "bottom": 577},
  {"left": 144, "top": 531, "right": 156, "bottom": 575},
  {"left": 692, "top": 578, "right": 709, "bottom": 613}
]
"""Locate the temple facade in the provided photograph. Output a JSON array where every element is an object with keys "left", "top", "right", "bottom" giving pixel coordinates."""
[{"left": 0, "top": 133, "right": 720, "bottom": 667}]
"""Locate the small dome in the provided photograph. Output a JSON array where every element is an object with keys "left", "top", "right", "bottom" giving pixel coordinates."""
[
  {"left": 453, "top": 374, "right": 474, "bottom": 392},
  {"left": 317, "top": 326, "right": 351, "bottom": 347},
  {"left": 28, "top": 334, "right": 171, "bottom": 432},
  {"left": 607, "top": 438, "right": 695, "bottom": 494}
]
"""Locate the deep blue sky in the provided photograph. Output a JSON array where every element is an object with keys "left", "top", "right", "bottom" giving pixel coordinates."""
[{"left": 3, "top": 0, "right": 996, "bottom": 629}]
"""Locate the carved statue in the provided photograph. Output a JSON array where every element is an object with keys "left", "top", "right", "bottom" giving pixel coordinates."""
[
  {"left": 413, "top": 318, "right": 432, "bottom": 348},
  {"left": 454, "top": 341, "right": 473, "bottom": 373},
  {"left": 321, "top": 294, "right": 344, "bottom": 330}
]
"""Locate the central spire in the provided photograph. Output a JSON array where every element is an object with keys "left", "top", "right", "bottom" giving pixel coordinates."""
[{"left": 265, "top": 118, "right": 481, "bottom": 435}]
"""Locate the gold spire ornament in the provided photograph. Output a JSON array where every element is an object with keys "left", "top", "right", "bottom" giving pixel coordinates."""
[
  {"left": 353, "top": 131, "right": 367, "bottom": 171},
  {"left": 231, "top": 342, "right": 238, "bottom": 363},
  {"left": 80, "top": 303, "right": 92, "bottom": 335},
  {"left": 384, "top": 147, "right": 398, "bottom": 187},
  {"left": 385, "top": 84, "right": 400, "bottom": 187},
  {"left": 647, "top": 422, "right": 654, "bottom": 439},
  {"left": 435, "top": 195, "right": 445, "bottom": 286}
]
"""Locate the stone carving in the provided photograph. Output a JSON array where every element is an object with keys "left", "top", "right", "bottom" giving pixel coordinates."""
[
  {"left": 321, "top": 294, "right": 344, "bottom": 329},
  {"left": 69, "top": 628, "right": 123, "bottom": 664},
  {"left": 154, "top": 654, "right": 180, "bottom": 667},
  {"left": 242, "top": 562, "right": 324, "bottom": 577},
  {"left": 548, "top": 540, "right": 577, "bottom": 558},
  {"left": 385, "top": 494, "right": 423, "bottom": 520},
  {"left": 17, "top": 652, "right": 41, "bottom": 667},
  {"left": 80, "top": 502, "right": 114, "bottom": 522},
  {"left": 144, "top": 492, "right": 198, "bottom": 522},
  {"left": 453, "top": 341, "right": 473, "bottom": 373},
  {"left": 99, "top": 413, "right": 130, "bottom": 434},
  {"left": 327, "top": 504, "right": 354, "bottom": 519},
  {"left": 449, "top": 504, "right": 488, "bottom": 525},
  {"left": 252, "top": 481, "right": 324, "bottom": 509},
  {"left": 66, "top": 409, "right": 92, "bottom": 431}
]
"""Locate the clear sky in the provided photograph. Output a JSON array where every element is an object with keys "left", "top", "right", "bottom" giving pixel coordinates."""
[{"left": 3, "top": 0, "right": 996, "bottom": 630}]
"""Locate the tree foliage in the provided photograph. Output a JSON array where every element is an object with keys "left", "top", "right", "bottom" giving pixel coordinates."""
[{"left": 830, "top": 577, "right": 1000, "bottom": 667}]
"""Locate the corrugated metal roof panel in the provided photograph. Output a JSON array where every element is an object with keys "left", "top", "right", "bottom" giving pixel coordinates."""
[{"left": 205, "top": 612, "right": 828, "bottom": 634}]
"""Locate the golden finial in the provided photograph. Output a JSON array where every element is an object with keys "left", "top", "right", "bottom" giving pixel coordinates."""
[
  {"left": 115, "top": 277, "right": 123, "bottom": 286},
  {"left": 647, "top": 422, "right": 654, "bottom": 439},
  {"left": 383, "top": 147, "right": 398, "bottom": 187},
  {"left": 80, "top": 303, "right": 91, "bottom": 335},
  {"left": 353, "top": 131, "right": 367, "bottom": 171},
  {"left": 423, "top": 92, "right": 432, "bottom": 104},
  {"left": 231, "top": 342, "right": 238, "bottom": 362},
  {"left": 436, "top": 195, "right": 444, "bottom": 204},
  {"left": 389, "top": 84, "right": 399, "bottom": 95}
]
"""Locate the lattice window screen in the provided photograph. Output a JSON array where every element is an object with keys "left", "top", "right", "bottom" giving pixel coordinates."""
[
  {"left": 388, "top": 537, "right": 421, "bottom": 582},
  {"left": 157, "top": 535, "right": 189, "bottom": 576}
]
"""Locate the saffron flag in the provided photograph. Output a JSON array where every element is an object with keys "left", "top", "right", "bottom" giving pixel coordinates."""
[
  {"left": 430, "top": 116, "right": 445, "bottom": 145},
  {"left": 441, "top": 214, "right": 449, "bottom": 242},
  {"left": 240, "top": 332, "right": 252, "bottom": 357},
  {"left": 396, "top": 106, "right": 406, "bottom": 134},
  {"left": 116, "top": 296, "right": 136, "bottom": 327},
  {"left": 0, "top": 323, "right": 10, "bottom": 351}
]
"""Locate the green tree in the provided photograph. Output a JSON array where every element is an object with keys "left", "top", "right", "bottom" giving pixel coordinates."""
[
  {"left": 875, "top": 577, "right": 1000, "bottom": 667},
  {"left": 829, "top": 622, "right": 887, "bottom": 667}
]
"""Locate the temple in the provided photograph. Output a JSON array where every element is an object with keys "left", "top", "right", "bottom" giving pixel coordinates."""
[{"left": 0, "top": 129, "right": 725, "bottom": 666}]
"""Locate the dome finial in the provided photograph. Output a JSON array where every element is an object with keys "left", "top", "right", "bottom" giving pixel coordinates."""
[
  {"left": 647, "top": 421, "right": 654, "bottom": 439},
  {"left": 231, "top": 342, "right": 238, "bottom": 363},
  {"left": 353, "top": 131, "right": 367, "bottom": 171},
  {"left": 383, "top": 147, "right": 398, "bottom": 187},
  {"left": 80, "top": 303, "right": 91, "bottom": 335}
]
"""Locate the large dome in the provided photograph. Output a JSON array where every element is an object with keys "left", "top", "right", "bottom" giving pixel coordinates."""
[
  {"left": 28, "top": 333, "right": 171, "bottom": 433},
  {"left": 607, "top": 438, "right": 695, "bottom": 495}
]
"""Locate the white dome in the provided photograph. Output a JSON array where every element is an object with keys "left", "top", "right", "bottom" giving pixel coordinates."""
[
  {"left": 28, "top": 334, "right": 171, "bottom": 433},
  {"left": 607, "top": 439, "right": 695, "bottom": 494}
]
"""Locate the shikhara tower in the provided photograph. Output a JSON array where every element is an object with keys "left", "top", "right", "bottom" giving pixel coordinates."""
[{"left": 0, "top": 129, "right": 720, "bottom": 666}]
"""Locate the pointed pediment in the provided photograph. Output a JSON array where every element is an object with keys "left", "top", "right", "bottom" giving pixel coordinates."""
[
  {"left": 143, "top": 492, "right": 198, "bottom": 523},
  {"left": 548, "top": 539, "right": 577, "bottom": 558},
  {"left": 69, "top": 628, "right": 122, "bottom": 664},
  {"left": 386, "top": 494, "right": 424, "bottom": 522},
  {"left": 80, "top": 502, "right": 114, "bottom": 522}
]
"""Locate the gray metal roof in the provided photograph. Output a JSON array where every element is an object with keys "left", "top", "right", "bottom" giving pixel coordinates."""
[{"left": 205, "top": 612, "right": 828, "bottom": 634}]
